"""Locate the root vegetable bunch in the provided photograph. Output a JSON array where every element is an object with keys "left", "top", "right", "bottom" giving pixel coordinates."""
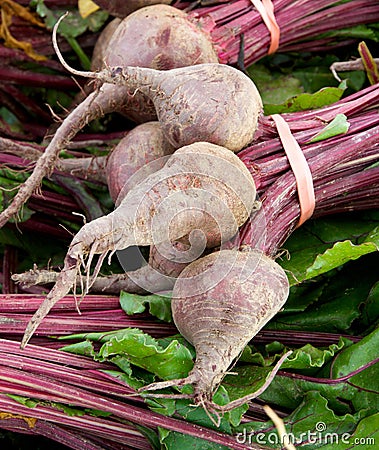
[
  {"left": 3, "top": 2, "right": 378, "bottom": 418},
  {"left": 2, "top": 0, "right": 379, "bottom": 228},
  {"left": 19, "top": 74, "right": 379, "bottom": 417}
]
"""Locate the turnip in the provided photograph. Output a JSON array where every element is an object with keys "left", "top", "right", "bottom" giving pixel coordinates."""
[{"left": 20, "top": 142, "right": 257, "bottom": 347}]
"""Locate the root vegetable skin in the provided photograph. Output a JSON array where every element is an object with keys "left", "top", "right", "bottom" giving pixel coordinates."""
[
  {"left": 100, "top": 4, "right": 219, "bottom": 122},
  {"left": 141, "top": 249, "right": 290, "bottom": 410},
  {"left": 90, "top": 18, "right": 122, "bottom": 71},
  {"left": 93, "top": 0, "right": 172, "bottom": 18},
  {"left": 106, "top": 122, "right": 197, "bottom": 290},
  {"left": 106, "top": 122, "right": 175, "bottom": 204},
  {"left": 0, "top": 5, "right": 221, "bottom": 228},
  {"left": 61, "top": 61, "right": 263, "bottom": 152},
  {"left": 21, "top": 142, "right": 257, "bottom": 347},
  {"left": 105, "top": 5, "right": 218, "bottom": 70}
]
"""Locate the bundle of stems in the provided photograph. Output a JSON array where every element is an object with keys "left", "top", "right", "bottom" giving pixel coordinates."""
[
  {"left": 3, "top": 0, "right": 379, "bottom": 142},
  {"left": 2, "top": 0, "right": 378, "bottom": 229},
  {"left": 0, "top": 339, "right": 259, "bottom": 450},
  {"left": 0, "top": 318, "right": 365, "bottom": 449},
  {"left": 0, "top": 292, "right": 360, "bottom": 347},
  {"left": 1, "top": 119, "right": 378, "bottom": 447},
  {"left": 186, "top": 0, "right": 379, "bottom": 67},
  {"left": 7, "top": 83, "right": 379, "bottom": 297},
  {"left": 0, "top": 294, "right": 176, "bottom": 340},
  {"left": 236, "top": 83, "right": 379, "bottom": 254}
]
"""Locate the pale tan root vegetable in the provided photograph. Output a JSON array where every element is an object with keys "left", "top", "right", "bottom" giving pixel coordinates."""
[
  {"left": 98, "top": 4, "right": 219, "bottom": 123},
  {"left": 139, "top": 249, "right": 291, "bottom": 417},
  {"left": 90, "top": 18, "right": 122, "bottom": 71},
  {"left": 107, "top": 122, "right": 175, "bottom": 203},
  {"left": 106, "top": 121, "right": 207, "bottom": 288},
  {"left": 0, "top": 5, "right": 218, "bottom": 228},
  {"left": 18, "top": 122, "right": 198, "bottom": 295},
  {"left": 92, "top": 0, "right": 172, "bottom": 18},
  {"left": 21, "top": 142, "right": 257, "bottom": 347},
  {"left": 105, "top": 121, "right": 195, "bottom": 291},
  {"left": 59, "top": 60, "right": 263, "bottom": 152}
]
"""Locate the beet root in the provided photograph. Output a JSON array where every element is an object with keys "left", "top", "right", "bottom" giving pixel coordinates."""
[
  {"left": 106, "top": 121, "right": 204, "bottom": 286},
  {"left": 0, "top": 5, "right": 218, "bottom": 228},
  {"left": 21, "top": 142, "right": 256, "bottom": 347},
  {"left": 100, "top": 4, "right": 219, "bottom": 122},
  {"left": 90, "top": 18, "right": 122, "bottom": 71},
  {"left": 93, "top": 0, "right": 172, "bottom": 18},
  {"left": 105, "top": 5, "right": 218, "bottom": 70},
  {"left": 139, "top": 249, "right": 290, "bottom": 413},
  {"left": 59, "top": 61, "right": 263, "bottom": 152},
  {"left": 106, "top": 122, "right": 175, "bottom": 204}
]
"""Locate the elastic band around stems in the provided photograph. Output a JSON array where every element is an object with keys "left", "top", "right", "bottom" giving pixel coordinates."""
[
  {"left": 271, "top": 114, "right": 315, "bottom": 227},
  {"left": 250, "top": 0, "right": 280, "bottom": 54}
]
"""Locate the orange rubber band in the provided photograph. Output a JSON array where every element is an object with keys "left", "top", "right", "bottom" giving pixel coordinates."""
[
  {"left": 251, "top": 0, "right": 280, "bottom": 54},
  {"left": 271, "top": 114, "right": 315, "bottom": 227}
]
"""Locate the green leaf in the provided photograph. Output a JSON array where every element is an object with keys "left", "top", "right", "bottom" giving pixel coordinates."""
[
  {"left": 30, "top": 0, "right": 108, "bottom": 69},
  {"left": 264, "top": 82, "right": 347, "bottom": 115},
  {"left": 247, "top": 64, "right": 304, "bottom": 105},
  {"left": 322, "top": 24, "right": 379, "bottom": 43},
  {"left": 6, "top": 394, "right": 39, "bottom": 408},
  {"left": 281, "top": 339, "right": 350, "bottom": 370},
  {"left": 271, "top": 253, "right": 379, "bottom": 333},
  {"left": 0, "top": 107, "right": 23, "bottom": 133},
  {"left": 120, "top": 291, "right": 173, "bottom": 322},
  {"left": 308, "top": 114, "right": 350, "bottom": 143},
  {"left": 234, "top": 391, "right": 362, "bottom": 448},
  {"left": 50, "top": 402, "right": 86, "bottom": 417},
  {"left": 280, "top": 215, "right": 379, "bottom": 285},
  {"left": 222, "top": 364, "right": 286, "bottom": 404},
  {"left": 32, "top": 0, "right": 108, "bottom": 37},
  {"left": 360, "top": 281, "right": 379, "bottom": 328},
  {"left": 304, "top": 239, "right": 378, "bottom": 282},
  {"left": 325, "top": 413, "right": 379, "bottom": 450},
  {"left": 257, "top": 329, "right": 379, "bottom": 415},
  {"left": 98, "top": 329, "right": 194, "bottom": 381},
  {"left": 329, "top": 328, "right": 379, "bottom": 378},
  {"left": 61, "top": 328, "right": 193, "bottom": 380},
  {"left": 224, "top": 340, "right": 349, "bottom": 403},
  {"left": 145, "top": 387, "right": 246, "bottom": 432},
  {"left": 159, "top": 427, "right": 231, "bottom": 450},
  {"left": 60, "top": 339, "right": 98, "bottom": 359},
  {"left": 59, "top": 328, "right": 146, "bottom": 343}
]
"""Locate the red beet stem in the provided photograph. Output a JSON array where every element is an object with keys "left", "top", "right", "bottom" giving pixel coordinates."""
[
  {"left": 189, "top": 0, "right": 379, "bottom": 66},
  {"left": 239, "top": 122, "right": 379, "bottom": 254}
]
